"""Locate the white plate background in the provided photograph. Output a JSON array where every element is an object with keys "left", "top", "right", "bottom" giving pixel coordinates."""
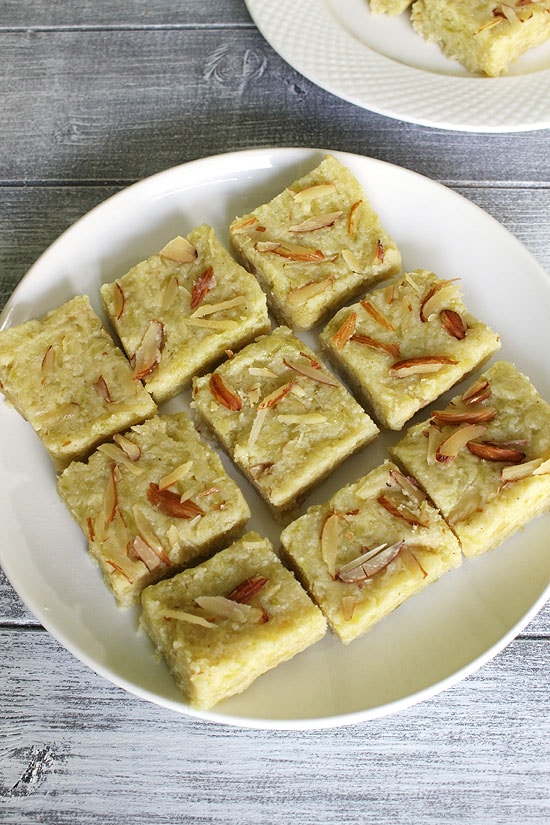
[
  {"left": 245, "top": 0, "right": 550, "bottom": 132},
  {"left": 1, "top": 148, "right": 549, "bottom": 729}
]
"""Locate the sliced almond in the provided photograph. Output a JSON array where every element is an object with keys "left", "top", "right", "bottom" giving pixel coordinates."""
[
  {"left": 389, "top": 356, "right": 457, "bottom": 378},
  {"left": 350, "top": 333, "right": 400, "bottom": 359},
  {"left": 277, "top": 413, "right": 326, "bottom": 424},
  {"left": 113, "top": 433, "right": 141, "bottom": 461},
  {"left": 467, "top": 441, "right": 526, "bottom": 463},
  {"left": 103, "top": 464, "right": 118, "bottom": 525},
  {"left": 255, "top": 241, "right": 325, "bottom": 263},
  {"left": 247, "top": 408, "right": 268, "bottom": 455},
  {"left": 189, "top": 266, "right": 216, "bottom": 309},
  {"left": 227, "top": 575, "right": 268, "bottom": 604},
  {"left": 103, "top": 538, "right": 139, "bottom": 584},
  {"left": 195, "top": 595, "right": 264, "bottom": 624},
  {"left": 431, "top": 406, "right": 496, "bottom": 425},
  {"left": 147, "top": 483, "right": 204, "bottom": 519},
  {"left": 320, "top": 512, "right": 340, "bottom": 577},
  {"left": 440, "top": 309, "right": 467, "bottom": 340},
  {"left": 210, "top": 373, "right": 242, "bottom": 411},
  {"left": 374, "top": 239, "right": 385, "bottom": 264},
  {"left": 249, "top": 366, "right": 278, "bottom": 378},
  {"left": 161, "top": 275, "right": 180, "bottom": 312},
  {"left": 341, "top": 248, "right": 362, "bottom": 273},
  {"left": 435, "top": 423, "right": 487, "bottom": 463},
  {"left": 185, "top": 317, "right": 238, "bottom": 330},
  {"left": 341, "top": 596, "right": 357, "bottom": 621},
  {"left": 230, "top": 216, "right": 259, "bottom": 234},
  {"left": 288, "top": 211, "right": 343, "bottom": 233},
  {"left": 377, "top": 494, "right": 429, "bottom": 527},
  {"left": 258, "top": 380, "right": 294, "bottom": 410},
  {"left": 388, "top": 468, "right": 426, "bottom": 506},
  {"left": 132, "top": 505, "right": 171, "bottom": 563},
  {"left": 291, "top": 183, "right": 337, "bottom": 202},
  {"left": 360, "top": 300, "right": 395, "bottom": 331},
  {"left": 332, "top": 312, "right": 357, "bottom": 351},
  {"left": 282, "top": 358, "right": 340, "bottom": 387},
  {"left": 132, "top": 320, "right": 164, "bottom": 380},
  {"left": 113, "top": 282, "right": 125, "bottom": 320},
  {"left": 41, "top": 344, "right": 56, "bottom": 380},
  {"left": 447, "top": 488, "right": 483, "bottom": 525},
  {"left": 462, "top": 379, "right": 491, "bottom": 406},
  {"left": 501, "top": 456, "right": 550, "bottom": 483},
  {"left": 162, "top": 608, "right": 215, "bottom": 628},
  {"left": 131, "top": 535, "right": 163, "bottom": 571},
  {"left": 347, "top": 199, "right": 362, "bottom": 235},
  {"left": 93, "top": 375, "right": 112, "bottom": 403},
  {"left": 337, "top": 541, "right": 403, "bottom": 583},
  {"left": 287, "top": 276, "right": 334, "bottom": 306},
  {"left": 158, "top": 460, "right": 193, "bottom": 491},
  {"left": 419, "top": 280, "right": 458, "bottom": 322},
  {"left": 159, "top": 235, "right": 197, "bottom": 264},
  {"left": 190, "top": 295, "right": 246, "bottom": 318}
]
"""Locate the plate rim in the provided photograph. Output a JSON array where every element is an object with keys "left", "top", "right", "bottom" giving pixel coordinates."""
[
  {"left": 1, "top": 146, "right": 549, "bottom": 730},
  {"left": 245, "top": 0, "right": 550, "bottom": 132}
]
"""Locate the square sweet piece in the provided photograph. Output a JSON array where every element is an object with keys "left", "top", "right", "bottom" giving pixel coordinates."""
[
  {"left": 57, "top": 412, "right": 250, "bottom": 607},
  {"left": 280, "top": 460, "right": 462, "bottom": 644},
  {"left": 320, "top": 270, "right": 501, "bottom": 430},
  {"left": 369, "top": 0, "right": 413, "bottom": 14},
  {"left": 192, "top": 326, "right": 379, "bottom": 520},
  {"left": 100, "top": 224, "right": 270, "bottom": 404},
  {"left": 229, "top": 154, "right": 401, "bottom": 330},
  {"left": 140, "top": 531, "right": 327, "bottom": 710},
  {"left": 0, "top": 294, "right": 157, "bottom": 471},
  {"left": 390, "top": 361, "right": 550, "bottom": 558},
  {"left": 411, "top": 0, "right": 550, "bottom": 77}
]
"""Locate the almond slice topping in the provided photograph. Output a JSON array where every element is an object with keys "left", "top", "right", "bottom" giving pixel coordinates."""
[
  {"left": 41, "top": 344, "right": 56, "bottom": 379},
  {"left": 131, "top": 535, "right": 163, "bottom": 571},
  {"left": 227, "top": 575, "right": 268, "bottom": 604},
  {"left": 190, "top": 295, "right": 245, "bottom": 318},
  {"left": 389, "top": 356, "right": 457, "bottom": 378},
  {"left": 431, "top": 406, "right": 496, "bottom": 425},
  {"left": 350, "top": 333, "right": 400, "bottom": 359},
  {"left": 132, "top": 320, "right": 164, "bottom": 380},
  {"left": 291, "top": 183, "right": 337, "bottom": 202},
  {"left": 337, "top": 541, "right": 404, "bottom": 583},
  {"left": 435, "top": 423, "right": 488, "bottom": 463},
  {"left": 360, "top": 300, "right": 395, "bottom": 331},
  {"left": 374, "top": 240, "right": 385, "bottom": 263},
  {"left": 163, "top": 609, "right": 216, "bottom": 627},
  {"left": 258, "top": 380, "right": 294, "bottom": 410},
  {"left": 388, "top": 468, "right": 427, "bottom": 506},
  {"left": 501, "top": 456, "right": 550, "bottom": 483},
  {"left": 113, "top": 433, "right": 142, "bottom": 461},
  {"left": 347, "top": 200, "right": 362, "bottom": 235},
  {"left": 147, "top": 483, "right": 204, "bottom": 519},
  {"left": 419, "top": 280, "right": 458, "bottom": 321},
  {"left": 159, "top": 236, "right": 197, "bottom": 264},
  {"left": 287, "top": 276, "right": 334, "bottom": 306},
  {"left": 440, "top": 309, "right": 467, "bottom": 340},
  {"left": 161, "top": 275, "right": 179, "bottom": 312},
  {"left": 230, "top": 216, "right": 259, "bottom": 234},
  {"left": 377, "top": 494, "right": 429, "bottom": 527},
  {"left": 189, "top": 266, "right": 216, "bottom": 309},
  {"left": 341, "top": 248, "right": 362, "bottom": 273},
  {"left": 255, "top": 241, "right": 325, "bottom": 262},
  {"left": 113, "top": 282, "right": 125, "bottom": 320},
  {"left": 332, "top": 312, "right": 357, "bottom": 351},
  {"left": 195, "top": 595, "right": 265, "bottom": 624},
  {"left": 467, "top": 441, "right": 526, "bottom": 463},
  {"left": 210, "top": 373, "right": 242, "bottom": 410},
  {"left": 103, "top": 464, "right": 118, "bottom": 524},
  {"left": 93, "top": 375, "right": 112, "bottom": 403},
  {"left": 288, "top": 211, "right": 343, "bottom": 233},
  {"left": 282, "top": 358, "right": 340, "bottom": 387},
  {"left": 462, "top": 379, "right": 491, "bottom": 406},
  {"left": 158, "top": 460, "right": 193, "bottom": 491}
]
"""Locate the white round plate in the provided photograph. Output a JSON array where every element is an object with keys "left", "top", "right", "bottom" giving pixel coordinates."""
[
  {"left": 245, "top": 0, "right": 550, "bottom": 132},
  {"left": 1, "top": 148, "right": 549, "bottom": 729}
]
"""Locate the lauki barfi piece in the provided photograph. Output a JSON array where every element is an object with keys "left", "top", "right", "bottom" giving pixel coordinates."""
[
  {"left": 57, "top": 413, "right": 250, "bottom": 607},
  {"left": 101, "top": 224, "right": 271, "bottom": 404},
  {"left": 411, "top": 0, "right": 550, "bottom": 77},
  {"left": 369, "top": 0, "right": 413, "bottom": 14},
  {"left": 320, "top": 270, "right": 501, "bottom": 430},
  {"left": 191, "top": 326, "right": 379, "bottom": 520},
  {"left": 229, "top": 154, "right": 401, "bottom": 330},
  {"left": 0, "top": 294, "right": 157, "bottom": 471},
  {"left": 390, "top": 361, "right": 550, "bottom": 557},
  {"left": 140, "top": 531, "right": 327, "bottom": 710},
  {"left": 280, "top": 460, "right": 462, "bottom": 644}
]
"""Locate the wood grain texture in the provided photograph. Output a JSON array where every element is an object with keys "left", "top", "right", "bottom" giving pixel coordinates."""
[{"left": 0, "top": 2, "right": 549, "bottom": 821}]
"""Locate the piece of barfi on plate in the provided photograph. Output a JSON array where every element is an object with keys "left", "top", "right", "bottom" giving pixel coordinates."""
[
  {"left": 411, "top": 0, "right": 550, "bottom": 77},
  {"left": 57, "top": 412, "right": 250, "bottom": 608},
  {"left": 369, "top": 0, "right": 413, "bottom": 15},
  {"left": 0, "top": 294, "right": 157, "bottom": 471},
  {"left": 191, "top": 326, "right": 379, "bottom": 521},
  {"left": 100, "top": 224, "right": 270, "bottom": 404},
  {"left": 140, "top": 531, "right": 327, "bottom": 710},
  {"left": 229, "top": 154, "right": 401, "bottom": 330},
  {"left": 390, "top": 361, "right": 550, "bottom": 557},
  {"left": 280, "top": 460, "right": 461, "bottom": 644},
  {"left": 320, "top": 270, "right": 501, "bottom": 430}
]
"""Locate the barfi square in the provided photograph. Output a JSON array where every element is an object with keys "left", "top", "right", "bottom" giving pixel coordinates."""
[
  {"left": 229, "top": 154, "right": 401, "bottom": 330},
  {"left": 100, "top": 224, "right": 270, "bottom": 404},
  {"left": 390, "top": 361, "right": 550, "bottom": 557},
  {"left": 192, "top": 326, "right": 379, "bottom": 520},
  {"left": 320, "top": 270, "right": 501, "bottom": 430},
  {"left": 140, "top": 531, "right": 327, "bottom": 710},
  {"left": 411, "top": 0, "right": 550, "bottom": 77},
  {"left": 0, "top": 294, "right": 157, "bottom": 471},
  {"left": 280, "top": 460, "right": 461, "bottom": 644},
  {"left": 57, "top": 412, "right": 250, "bottom": 607}
]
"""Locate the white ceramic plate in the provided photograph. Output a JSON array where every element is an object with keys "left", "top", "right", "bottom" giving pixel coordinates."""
[
  {"left": 1, "top": 148, "right": 549, "bottom": 730},
  {"left": 245, "top": 0, "right": 550, "bottom": 132}
]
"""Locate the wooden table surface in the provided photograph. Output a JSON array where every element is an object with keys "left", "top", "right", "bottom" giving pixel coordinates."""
[{"left": 1, "top": 2, "right": 549, "bottom": 822}]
